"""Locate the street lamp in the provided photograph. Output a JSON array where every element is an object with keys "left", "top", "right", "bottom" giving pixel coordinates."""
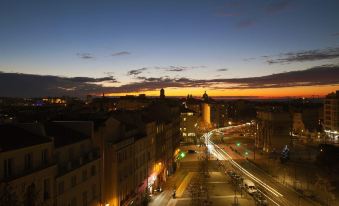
[{"left": 180, "top": 152, "right": 186, "bottom": 158}]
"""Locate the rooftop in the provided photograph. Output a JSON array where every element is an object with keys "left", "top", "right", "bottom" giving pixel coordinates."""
[
  {"left": 44, "top": 122, "right": 90, "bottom": 148},
  {"left": 0, "top": 124, "right": 51, "bottom": 152}
]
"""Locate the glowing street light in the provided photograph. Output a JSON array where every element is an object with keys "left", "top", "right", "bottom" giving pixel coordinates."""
[
  {"left": 180, "top": 152, "right": 186, "bottom": 158},
  {"left": 236, "top": 142, "right": 241, "bottom": 147}
]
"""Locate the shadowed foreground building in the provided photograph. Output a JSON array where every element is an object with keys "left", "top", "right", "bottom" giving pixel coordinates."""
[
  {"left": 0, "top": 122, "right": 101, "bottom": 206},
  {"left": 0, "top": 124, "right": 56, "bottom": 206}
]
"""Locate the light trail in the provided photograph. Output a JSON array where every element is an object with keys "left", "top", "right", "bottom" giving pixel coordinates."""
[{"left": 204, "top": 125, "right": 284, "bottom": 199}]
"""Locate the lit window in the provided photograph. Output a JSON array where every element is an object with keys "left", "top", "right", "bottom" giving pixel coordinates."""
[
  {"left": 183, "top": 133, "right": 187, "bottom": 136},
  {"left": 183, "top": 118, "right": 186, "bottom": 121}
]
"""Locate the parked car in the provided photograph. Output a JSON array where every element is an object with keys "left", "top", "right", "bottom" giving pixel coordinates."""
[
  {"left": 243, "top": 179, "right": 257, "bottom": 195},
  {"left": 227, "top": 170, "right": 236, "bottom": 178},
  {"left": 253, "top": 192, "right": 268, "bottom": 205},
  {"left": 188, "top": 149, "right": 196, "bottom": 154}
]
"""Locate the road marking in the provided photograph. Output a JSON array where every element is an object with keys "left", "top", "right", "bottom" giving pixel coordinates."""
[{"left": 205, "top": 128, "right": 284, "bottom": 198}]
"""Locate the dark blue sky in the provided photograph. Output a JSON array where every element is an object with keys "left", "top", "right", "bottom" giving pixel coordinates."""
[{"left": 0, "top": 0, "right": 339, "bottom": 97}]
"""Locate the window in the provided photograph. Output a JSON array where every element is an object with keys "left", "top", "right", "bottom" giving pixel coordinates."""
[
  {"left": 183, "top": 118, "right": 186, "bottom": 121},
  {"left": 71, "top": 175, "right": 77, "bottom": 187},
  {"left": 91, "top": 165, "right": 96, "bottom": 176},
  {"left": 43, "top": 178, "right": 50, "bottom": 200},
  {"left": 92, "top": 184, "right": 96, "bottom": 200},
  {"left": 70, "top": 197, "right": 77, "bottom": 206},
  {"left": 41, "top": 149, "right": 48, "bottom": 164},
  {"left": 82, "top": 169, "right": 87, "bottom": 181},
  {"left": 4, "top": 158, "right": 13, "bottom": 178},
  {"left": 24, "top": 153, "right": 32, "bottom": 171},
  {"left": 58, "top": 181, "right": 64, "bottom": 195},
  {"left": 69, "top": 149, "right": 74, "bottom": 160},
  {"left": 82, "top": 191, "right": 88, "bottom": 206}
]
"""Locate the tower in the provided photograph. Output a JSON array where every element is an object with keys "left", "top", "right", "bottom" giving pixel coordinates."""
[
  {"left": 160, "top": 88, "right": 165, "bottom": 98},
  {"left": 202, "top": 91, "right": 209, "bottom": 102}
]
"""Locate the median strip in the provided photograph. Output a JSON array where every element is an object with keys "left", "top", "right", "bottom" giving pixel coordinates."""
[{"left": 176, "top": 172, "right": 196, "bottom": 198}]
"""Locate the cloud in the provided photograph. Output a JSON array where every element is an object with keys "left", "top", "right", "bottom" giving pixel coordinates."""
[
  {"left": 111, "top": 51, "right": 131, "bottom": 56},
  {"left": 1, "top": 65, "right": 338, "bottom": 97},
  {"left": 154, "top": 65, "right": 206, "bottom": 72},
  {"left": 68, "top": 76, "right": 117, "bottom": 83},
  {"left": 236, "top": 19, "right": 255, "bottom": 28},
  {"left": 217, "top": 12, "right": 240, "bottom": 17},
  {"left": 219, "top": 65, "right": 339, "bottom": 89},
  {"left": 167, "top": 67, "right": 186, "bottom": 72},
  {"left": 265, "top": 0, "right": 291, "bottom": 14},
  {"left": 127, "top": 68, "right": 147, "bottom": 76},
  {"left": 0, "top": 73, "right": 117, "bottom": 97},
  {"left": 217, "top": 68, "right": 228, "bottom": 72},
  {"left": 114, "top": 65, "right": 339, "bottom": 92},
  {"left": 332, "top": 32, "right": 339, "bottom": 36},
  {"left": 243, "top": 57, "right": 256, "bottom": 62},
  {"left": 267, "top": 47, "right": 339, "bottom": 64},
  {"left": 77, "top": 53, "right": 95, "bottom": 59}
]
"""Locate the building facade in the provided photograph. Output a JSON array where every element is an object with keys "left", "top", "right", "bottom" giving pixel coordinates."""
[
  {"left": 256, "top": 110, "right": 292, "bottom": 152},
  {"left": 0, "top": 124, "right": 56, "bottom": 206},
  {"left": 324, "top": 90, "right": 339, "bottom": 141}
]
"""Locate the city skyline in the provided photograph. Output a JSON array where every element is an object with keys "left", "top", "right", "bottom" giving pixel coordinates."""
[{"left": 1, "top": 0, "right": 339, "bottom": 97}]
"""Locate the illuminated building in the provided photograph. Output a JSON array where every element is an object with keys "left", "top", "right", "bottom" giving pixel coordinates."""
[
  {"left": 324, "top": 90, "right": 339, "bottom": 141},
  {"left": 200, "top": 91, "right": 211, "bottom": 129},
  {"left": 180, "top": 107, "right": 198, "bottom": 143}
]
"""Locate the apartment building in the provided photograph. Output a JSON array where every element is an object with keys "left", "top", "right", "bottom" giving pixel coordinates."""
[
  {"left": 0, "top": 124, "right": 56, "bottom": 206},
  {"left": 45, "top": 121, "right": 100, "bottom": 206},
  {"left": 180, "top": 107, "right": 198, "bottom": 143},
  {"left": 324, "top": 90, "right": 339, "bottom": 140},
  {"left": 93, "top": 113, "right": 157, "bottom": 206}
]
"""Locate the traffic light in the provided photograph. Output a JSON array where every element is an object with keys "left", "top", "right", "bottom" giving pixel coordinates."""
[{"left": 236, "top": 142, "right": 241, "bottom": 147}]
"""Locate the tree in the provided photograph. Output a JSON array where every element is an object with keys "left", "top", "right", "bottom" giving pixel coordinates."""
[
  {"left": 315, "top": 176, "right": 336, "bottom": 206},
  {"left": 316, "top": 144, "right": 339, "bottom": 176}
]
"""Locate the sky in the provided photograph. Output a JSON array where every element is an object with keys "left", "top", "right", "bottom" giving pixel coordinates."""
[{"left": 0, "top": 0, "right": 339, "bottom": 98}]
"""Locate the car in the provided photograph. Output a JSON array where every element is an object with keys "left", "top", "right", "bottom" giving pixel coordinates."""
[
  {"left": 227, "top": 170, "right": 236, "bottom": 178},
  {"left": 154, "top": 187, "right": 163, "bottom": 193},
  {"left": 243, "top": 179, "right": 258, "bottom": 195},
  {"left": 188, "top": 149, "right": 196, "bottom": 154},
  {"left": 253, "top": 192, "right": 268, "bottom": 206}
]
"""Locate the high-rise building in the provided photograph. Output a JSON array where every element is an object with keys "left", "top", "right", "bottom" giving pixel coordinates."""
[
  {"left": 324, "top": 90, "right": 339, "bottom": 140},
  {"left": 180, "top": 107, "right": 198, "bottom": 143}
]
